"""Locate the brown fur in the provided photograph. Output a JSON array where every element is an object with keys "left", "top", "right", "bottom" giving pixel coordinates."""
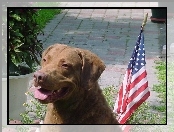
[{"left": 34, "top": 44, "right": 119, "bottom": 124}]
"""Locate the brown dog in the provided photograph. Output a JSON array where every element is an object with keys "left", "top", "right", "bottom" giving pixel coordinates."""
[{"left": 33, "top": 44, "right": 119, "bottom": 124}]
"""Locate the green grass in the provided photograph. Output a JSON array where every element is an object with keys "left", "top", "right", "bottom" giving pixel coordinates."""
[
  {"left": 153, "top": 61, "right": 166, "bottom": 101},
  {"left": 30, "top": 2, "right": 62, "bottom": 29},
  {"left": 102, "top": 86, "right": 117, "bottom": 110},
  {"left": 33, "top": 9, "right": 62, "bottom": 29},
  {"left": 151, "top": 105, "right": 166, "bottom": 112},
  {"left": 151, "top": 60, "right": 166, "bottom": 122},
  {"left": 102, "top": 60, "right": 166, "bottom": 125}
]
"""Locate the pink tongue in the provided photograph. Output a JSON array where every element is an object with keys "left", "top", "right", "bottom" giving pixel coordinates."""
[{"left": 34, "top": 88, "right": 53, "bottom": 100}]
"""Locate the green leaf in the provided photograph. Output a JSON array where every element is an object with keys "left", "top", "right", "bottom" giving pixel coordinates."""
[
  {"left": 14, "top": 49, "right": 21, "bottom": 53},
  {"left": 11, "top": 54, "right": 21, "bottom": 66},
  {"left": 26, "top": 38, "right": 32, "bottom": 44},
  {"left": 14, "top": 39, "right": 21, "bottom": 43},
  {"left": 14, "top": 32, "right": 24, "bottom": 38},
  {"left": 15, "top": 43, "right": 24, "bottom": 49},
  {"left": 9, "top": 21, "right": 14, "bottom": 27},
  {"left": 11, "top": 14, "right": 21, "bottom": 21}
]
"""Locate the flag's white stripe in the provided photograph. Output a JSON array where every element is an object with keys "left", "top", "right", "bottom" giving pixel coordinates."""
[
  {"left": 114, "top": 71, "right": 132, "bottom": 119},
  {"left": 113, "top": 93, "right": 119, "bottom": 112},
  {"left": 131, "top": 66, "right": 146, "bottom": 82},
  {"left": 115, "top": 71, "right": 129, "bottom": 113},
  {"left": 122, "top": 70, "right": 129, "bottom": 97},
  {"left": 128, "top": 75, "right": 147, "bottom": 98},
  {"left": 113, "top": 95, "right": 118, "bottom": 112},
  {"left": 118, "top": 87, "right": 149, "bottom": 122}
]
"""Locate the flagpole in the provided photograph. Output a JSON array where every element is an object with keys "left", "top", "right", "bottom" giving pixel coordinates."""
[{"left": 142, "top": 13, "right": 148, "bottom": 31}]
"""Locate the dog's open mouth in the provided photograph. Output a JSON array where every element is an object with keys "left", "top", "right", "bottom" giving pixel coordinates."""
[{"left": 34, "top": 87, "right": 70, "bottom": 102}]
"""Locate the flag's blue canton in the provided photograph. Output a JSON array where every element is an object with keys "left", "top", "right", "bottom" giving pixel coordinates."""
[{"left": 128, "top": 29, "right": 146, "bottom": 75}]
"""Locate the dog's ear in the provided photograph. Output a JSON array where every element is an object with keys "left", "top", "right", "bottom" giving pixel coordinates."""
[{"left": 77, "top": 49, "right": 106, "bottom": 88}]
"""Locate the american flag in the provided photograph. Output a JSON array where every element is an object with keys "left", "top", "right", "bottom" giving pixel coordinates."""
[{"left": 114, "top": 26, "right": 150, "bottom": 128}]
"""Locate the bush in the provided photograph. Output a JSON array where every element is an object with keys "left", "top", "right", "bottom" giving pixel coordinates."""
[{"left": 9, "top": 9, "right": 43, "bottom": 75}]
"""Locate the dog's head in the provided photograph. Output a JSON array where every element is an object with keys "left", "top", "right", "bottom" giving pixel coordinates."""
[{"left": 33, "top": 44, "right": 105, "bottom": 104}]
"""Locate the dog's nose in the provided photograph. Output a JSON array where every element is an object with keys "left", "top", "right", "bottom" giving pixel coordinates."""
[{"left": 33, "top": 71, "right": 46, "bottom": 84}]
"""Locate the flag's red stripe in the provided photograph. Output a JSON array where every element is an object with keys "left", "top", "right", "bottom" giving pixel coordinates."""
[
  {"left": 127, "top": 81, "right": 148, "bottom": 104},
  {"left": 119, "top": 91, "right": 150, "bottom": 124},
  {"left": 129, "top": 70, "right": 147, "bottom": 91}
]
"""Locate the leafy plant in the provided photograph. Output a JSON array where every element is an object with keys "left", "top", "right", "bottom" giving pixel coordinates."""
[
  {"left": 18, "top": 8, "right": 62, "bottom": 124},
  {"left": 20, "top": 91, "right": 47, "bottom": 124},
  {"left": 9, "top": 8, "right": 43, "bottom": 75}
]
